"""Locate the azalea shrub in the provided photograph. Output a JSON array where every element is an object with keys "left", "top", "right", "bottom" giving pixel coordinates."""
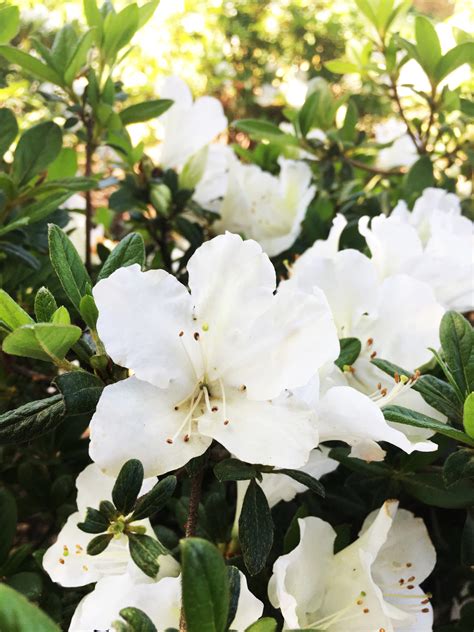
[{"left": 0, "top": 0, "right": 473, "bottom": 631}]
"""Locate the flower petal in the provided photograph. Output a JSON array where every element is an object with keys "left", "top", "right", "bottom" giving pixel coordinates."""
[
  {"left": 198, "top": 390, "right": 318, "bottom": 468},
  {"left": 90, "top": 377, "right": 212, "bottom": 477},
  {"left": 223, "top": 283, "right": 339, "bottom": 400},
  {"left": 94, "top": 264, "right": 197, "bottom": 390},
  {"left": 231, "top": 571, "right": 264, "bottom": 630}
]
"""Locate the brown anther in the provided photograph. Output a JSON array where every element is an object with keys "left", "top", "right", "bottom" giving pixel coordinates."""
[
  {"left": 363, "top": 608, "right": 369, "bottom": 614},
  {"left": 194, "top": 332, "right": 200, "bottom": 341},
  {"left": 239, "top": 384, "right": 247, "bottom": 391},
  {"left": 183, "top": 434, "right": 190, "bottom": 442},
  {"left": 407, "top": 585, "right": 414, "bottom": 590},
  {"left": 174, "top": 406, "right": 179, "bottom": 411},
  {"left": 394, "top": 372, "right": 400, "bottom": 383},
  {"left": 406, "top": 562, "right": 412, "bottom": 567},
  {"left": 407, "top": 575, "right": 415, "bottom": 582},
  {"left": 59, "top": 558, "right": 65, "bottom": 564},
  {"left": 370, "top": 351, "right": 377, "bottom": 359},
  {"left": 399, "top": 579, "right": 405, "bottom": 585},
  {"left": 166, "top": 438, "right": 173, "bottom": 444},
  {"left": 422, "top": 608, "right": 430, "bottom": 613},
  {"left": 224, "top": 419, "right": 230, "bottom": 425},
  {"left": 380, "top": 388, "right": 388, "bottom": 396},
  {"left": 211, "top": 406, "right": 218, "bottom": 412},
  {"left": 179, "top": 331, "right": 184, "bottom": 337},
  {"left": 82, "top": 564, "right": 89, "bottom": 571},
  {"left": 356, "top": 599, "right": 363, "bottom": 605},
  {"left": 367, "top": 337, "right": 373, "bottom": 346},
  {"left": 421, "top": 598, "right": 430, "bottom": 605},
  {"left": 377, "top": 382, "right": 382, "bottom": 390},
  {"left": 379, "top": 629, "right": 386, "bottom": 632}
]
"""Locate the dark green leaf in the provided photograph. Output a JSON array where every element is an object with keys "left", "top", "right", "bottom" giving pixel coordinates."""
[
  {"left": 239, "top": 480, "right": 274, "bottom": 576},
  {"left": 0, "top": 46, "right": 63, "bottom": 85},
  {"left": 48, "top": 224, "right": 92, "bottom": 312},
  {"left": 214, "top": 459, "right": 258, "bottom": 482},
  {"left": 87, "top": 533, "right": 113, "bottom": 555},
  {"left": 13, "top": 122, "right": 62, "bottom": 186},
  {"left": 55, "top": 371, "right": 103, "bottom": 416},
  {"left": 113, "top": 459, "right": 144, "bottom": 515},
  {"left": 402, "top": 156, "right": 434, "bottom": 198},
  {"left": 383, "top": 405, "right": 474, "bottom": 447},
  {"left": 120, "top": 99, "right": 173, "bottom": 126},
  {"left": 128, "top": 534, "right": 166, "bottom": 579},
  {"left": 233, "top": 119, "right": 299, "bottom": 146},
  {"left": 180, "top": 537, "right": 229, "bottom": 632},
  {"left": 401, "top": 471, "right": 474, "bottom": 508},
  {"left": 0, "top": 488, "right": 17, "bottom": 564},
  {"left": 34, "top": 287, "right": 58, "bottom": 322},
  {"left": 78, "top": 507, "right": 110, "bottom": 533},
  {"left": 64, "top": 29, "right": 96, "bottom": 85},
  {"left": 443, "top": 449, "right": 474, "bottom": 487},
  {"left": 440, "top": 311, "right": 474, "bottom": 397},
  {"left": 272, "top": 469, "right": 325, "bottom": 497},
  {"left": 299, "top": 91, "right": 320, "bottom": 137},
  {"left": 0, "top": 108, "right": 18, "bottom": 156},
  {"left": 226, "top": 566, "right": 240, "bottom": 630},
  {"left": 0, "top": 396, "right": 65, "bottom": 445},
  {"left": 335, "top": 337, "right": 361, "bottom": 370},
  {"left": 6, "top": 572, "right": 43, "bottom": 600},
  {"left": 132, "top": 476, "right": 177, "bottom": 521},
  {"left": 99, "top": 500, "right": 118, "bottom": 522},
  {"left": 461, "top": 508, "right": 474, "bottom": 566},
  {"left": 340, "top": 99, "right": 358, "bottom": 142},
  {"left": 98, "top": 232, "right": 145, "bottom": 281},
  {"left": 113, "top": 607, "right": 157, "bottom": 632},
  {"left": 0, "top": 584, "right": 60, "bottom": 631}
]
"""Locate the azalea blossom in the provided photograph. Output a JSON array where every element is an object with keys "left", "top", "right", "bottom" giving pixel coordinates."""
[
  {"left": 69, "top": 570, "right": 262, "bottom": 631},
  {"left": 359, "top": 188, "right": 474, "bottom": 311},
  {"left": 154, "top": 76, "right": 228, "bottom": 170},
  {"left": 43, "top": 463, "right": 179, "bottom": 587},
  {"left": 269, "top": 499, "right": 436, "bottom": 630},
  {"left": 374, "top": 118, "right": 418, "bottom": 171},
  {"left": 90, "top": 232, "right": 339, "bottom": 476},
  {"left": 287, "top": 222, "right": 445, "bottom": 460},
  {"left": 213, "top": 157, "right": 316, "bottom": 256}
]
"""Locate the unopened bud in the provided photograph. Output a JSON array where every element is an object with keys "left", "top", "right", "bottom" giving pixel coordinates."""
[{"left": 150, "top": 183, "right": 172, "bottom": 216}]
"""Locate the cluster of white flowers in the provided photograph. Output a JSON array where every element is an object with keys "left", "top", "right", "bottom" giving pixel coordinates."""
[{"left": 42, "top": 77, "right": 473, "bottom": 630}]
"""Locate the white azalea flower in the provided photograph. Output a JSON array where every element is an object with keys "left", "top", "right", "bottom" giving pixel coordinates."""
[
  {"left": 69, "top": 571, "right": 262, "bottom": 632},
  {"left": 374, "top": 119, "right": 418, "bottom": 170},
  {"left": 359, "top": 188, "right": 474, "bottom": 311},
  {"left": 213, "top": 158, "right": 316, "bottom": 256},
  {"left": 43, "top": 464, "right": 179, "bottom": 587},
  {"left": 90, "top": 232, "right": 339, "bottom": 476},
  {"left": 269, "top": 499, "right": 436, "bottom": 630},
  {"left": 287, "top": 231, "right": 445, "bottom": 460},
  {"left": 193, "top": 144, "right": 238, "bottom": 209},
  {"left": 156, "top": 76, "right": 228, "bottom": 170}
]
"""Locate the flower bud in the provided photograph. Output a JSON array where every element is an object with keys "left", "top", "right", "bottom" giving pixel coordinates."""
[{"left": 150, "top": 183, "right": 172, "bottom": 216}]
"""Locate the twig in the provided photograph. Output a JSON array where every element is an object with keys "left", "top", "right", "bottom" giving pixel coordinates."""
[{"left": 84, "top": 115, "right": 95, "bottom": 273}]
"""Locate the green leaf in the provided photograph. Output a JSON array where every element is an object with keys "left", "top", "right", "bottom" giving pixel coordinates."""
[
  {"left": 113, "top": 607, "right": 157, "bottom": 632},
  {"left": 0, "top": 5, "right": 20, "bottom": 44},
  {"left": 51, "top": 306, "right": 71, "bottom": 325},
  {"left": 83, "top": 0, "right": 103, "bottom": 31},
  {"left": 0, "top": 584, "right": 60, "bottom": 632},
  {"left": 443, "top": 449, "right": 474, "bottom": 487},
  {"left": 434, "top": 42, "right": 474, "bottom": 84},
  {"left": 12, "top": 122, "right": 62, "bottom": 186},
  {"left": 0, "top": 396, "right": 65, "bottom": 445},
  {"left": 272, "top": 468, "right": 325, "bottom": 497},
  {"left": 0, "top": 488, "right": 17, "bottom": 564},
  {"left": 6, "top": 572, "right": 43, "bottom": 601},
  {"left": 226, "top": 566, "right": 240, "bottom": 630},
  {"left": 233, "top": 119, "right": 299, "bottom": 146},
  {"left": 79, "top": 295, "right": 99, "bottom": 330},
  {"left": 87, "top": 533, "right": 113, "bottom": 555},
  {"left": 46, "top": 147, "right": 77, "bottom": 180},
  {"left": 19, "top": 192, "right": 71, "bottom": 225},
  {"left": 401, "top": 471, "right": 474, "bottom": 508},
  {"left": 120, "top": 99, "right": 173, "bottom": 126},
  {"left": 325, "top": 59, "right": 358, "bottom": 74},
  {"left": 34, "top": 287, "right": 58, "bottom": 322},
  {"left": 132, "top": 476, "right": 177, "bottom": 521},
  {"left": 340, "top": 99, "right": 358, "bottom": 142},
  {"left": 0, "top": 289, "right": 34, "bottom": 331},
  {"left": 415, "top": 16, "right": 442, "bottom": 77},
  {"left": 0, "top": 108, "right": 18, "bottom": 156},
  {"left": 299, "top": 91, "right": 320, "bottom": 137},
  {"left": 239, "top": 480, "right": 274, "bottom": 576},
  {"left": 464, "top": 393, "right": 474, "bottom": 439},
  {"left": 128, "top": 534, "right": 165, "bottom": 579},
  {"left": 64, "top": 29, "right": 96, "bottom": 85},
  {"left": 98, "top": 232, "right": 145, "bottom": 281},
  {"left": 48, "top": 224, "right": 92, "bottom": 312},
  {"left": 335, "top": 338, "right": 361, "bottom": 370},
  {"left": 383, "top": 405, "right": 474, "bottom": 447},
  {"left": 245, "top": 619, "right": 278, "bottom": 632},
  {"left": 214, "top": 458, "right": 258, "bottom": 482},
  {"left": 440, "top": 311, "right": 474, "bottom": 397},
  {"left": 180, "top": 537, "right": 229, "bottom": 632},
  {"left": 78, "top": 507, "right": 110, "bottom": 533},
  {"left": 353, "top": 0, "right": 378, "bottom": 27},
  {"left": 55, "top": 370, "right": 103, "bottom": 417},
  {"left": 0, "top": 46, "right": 63, "bottom": 85},
  {"left": 112, "top": 459, "right": 144, "bottom": 515},
  {"left": 2, "top": 323, "right": 82, "bottom": 362},
  {"left": 103, "top": 4, "right": 139, "bottom": 64},
  {"left": 402, "top": 156, "right": 434, "bottom": 198},
  {"left": 137, "top": 0, "right": 160, "bottom": 28}
]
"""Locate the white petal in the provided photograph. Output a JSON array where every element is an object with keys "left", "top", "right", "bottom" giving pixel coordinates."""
[
  {"left": 69, "top": 574, "right": 182, "bottom": 631},
  {"left": 230, "top": 571, "right": 264, "bottom": 630},
  {"left": 259, "top": 447, "right": 338, "bottom": 508},
  {"left": 268, "top": 516, "right": 336, "bottom": 628},
  {"left": 223, "top": 283, "right": 339, "bottom": 400},
  {"left": 317, "top": 386, "right": 437, "bottom": 460},
  {"left": 198, "top": 390, "right": 318, "bottom": 468},
  {"left": 289, "top": 248, "right": 379, "bottom": 337},
  {"left": 307, "top": 213, "right": 347, "bottom": 259},
  {"left": 90, "top": 377, "right": 212, "bottom": 477},
  {"left": 94, "top": 264, "right": 197, "bottom": 390},
  {"left": 159, "top": 75, "right": 193, "bottom": 107}
]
